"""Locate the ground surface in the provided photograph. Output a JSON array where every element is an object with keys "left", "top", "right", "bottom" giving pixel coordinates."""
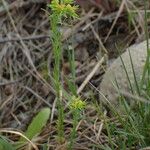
[{"left": 0, "top": 0, "right": 149, "bottom": 149}]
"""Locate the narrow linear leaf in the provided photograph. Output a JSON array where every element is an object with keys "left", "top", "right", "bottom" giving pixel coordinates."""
[
  {"left": 0, "top": 138, "right": 16, "bottom": 150},
  {"left": 19, "top": 107, "right": 50, "bottom": 142}
]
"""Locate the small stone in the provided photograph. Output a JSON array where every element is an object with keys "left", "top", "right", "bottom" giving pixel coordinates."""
[{"left": 100, "top": 40, "right": 148, "bottom": 106}]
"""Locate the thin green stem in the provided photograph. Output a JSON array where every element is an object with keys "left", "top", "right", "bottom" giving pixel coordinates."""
[
  {"left": 141, "top": 0, "right": 150, "bottom": 88},
  {"left": 50, "top": 13, "right": 64, "bottom": 142},
  {"left": 68, "top": 110, "right": 79, "bottom": 150}
]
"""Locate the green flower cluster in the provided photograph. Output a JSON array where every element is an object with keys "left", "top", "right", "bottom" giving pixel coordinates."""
[
  {"left": 70, "top": 96, "right": 86, "bottom": 110},
  {"left": 48, "top": 0, "right": 78, "bottom": 18}
]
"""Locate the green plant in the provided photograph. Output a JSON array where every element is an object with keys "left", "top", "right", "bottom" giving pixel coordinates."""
[
  {"left": 48, "top": 1, "right": 86, "bottom": 149},
  {"left": 140, "top": 0, "right": 150, "bottom": 90},
  {"left": 0, "top": 108, "right": 50, "bottom": 150},
  {"left": 18, "top": 108, "right": 50, "bottom": 143},
  {"left": 68, "top": 96, "right": 86, "bottom": 150},
  {"left": 0, "top": 138, "right": 15, "bottom": 150},
  {"left": 48, "top": 0, "right": 78, "bottom": 144},
  {"left": 98, "top": 1, "right": 150, "bottom": 149}
]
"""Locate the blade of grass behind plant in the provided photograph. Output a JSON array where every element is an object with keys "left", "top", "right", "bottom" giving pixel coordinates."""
[
  {"left": 128, "top": 49, "right": 140, "bottom": 95},
  {"left": 67, "top": 46, "right": 77, "bottom": 95},
  {"left": 116, "top": 44, "right": 134, "bottom": 94}
]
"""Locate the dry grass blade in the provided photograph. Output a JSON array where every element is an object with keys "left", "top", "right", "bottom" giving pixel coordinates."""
[
  {"left": 140, "top": 147, "right": 150, "bottom": 150},
  {"left": 0, "top": 94, "right": 14, "bottom": 110},
  {"left": 77, "top": 55, "right": 106, "bottom": 94},
  {"left": 0, "top": 35, "right": 50, "bottom": 44},
  {"left": 0, "top": 129, "right": 39, "bottom": 150},
  {"left": 104, "top": 0, "right": 126, "bottom": 42},
  {"left": 2, "top": 0, "right": 36, "bottom": 70},
  {"left": 90, "top": 24, "right": 108, "bottom": 53},
  {"left": 119, "top": 90, "right": 150, "bottom": 104},
  {"left": 62, "top": 8, "right": 95, "bottom": 41},
  {"left": 0, "top": 0, "right": 47, "bottom": 16}
]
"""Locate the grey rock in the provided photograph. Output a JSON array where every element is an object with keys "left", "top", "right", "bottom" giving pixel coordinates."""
[{"left": 100, "top": 40, "right": 148, "bottom": 106}]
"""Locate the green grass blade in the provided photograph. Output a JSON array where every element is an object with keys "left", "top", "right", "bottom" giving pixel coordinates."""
[
  {"left": 141, "top": 0, "right": 150, "bottom": 88},
  {"left": 128, "top": 49, "right": 140, "bottom": 95},
  {"left": 19, "top": 107, "right": 50, "bottom": 142},
  {"left": 116, "top": 45, "right": 134, "bottom": 93},
  {"left": 0, "top": 138, "right": 16, "bottom": 150}
]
